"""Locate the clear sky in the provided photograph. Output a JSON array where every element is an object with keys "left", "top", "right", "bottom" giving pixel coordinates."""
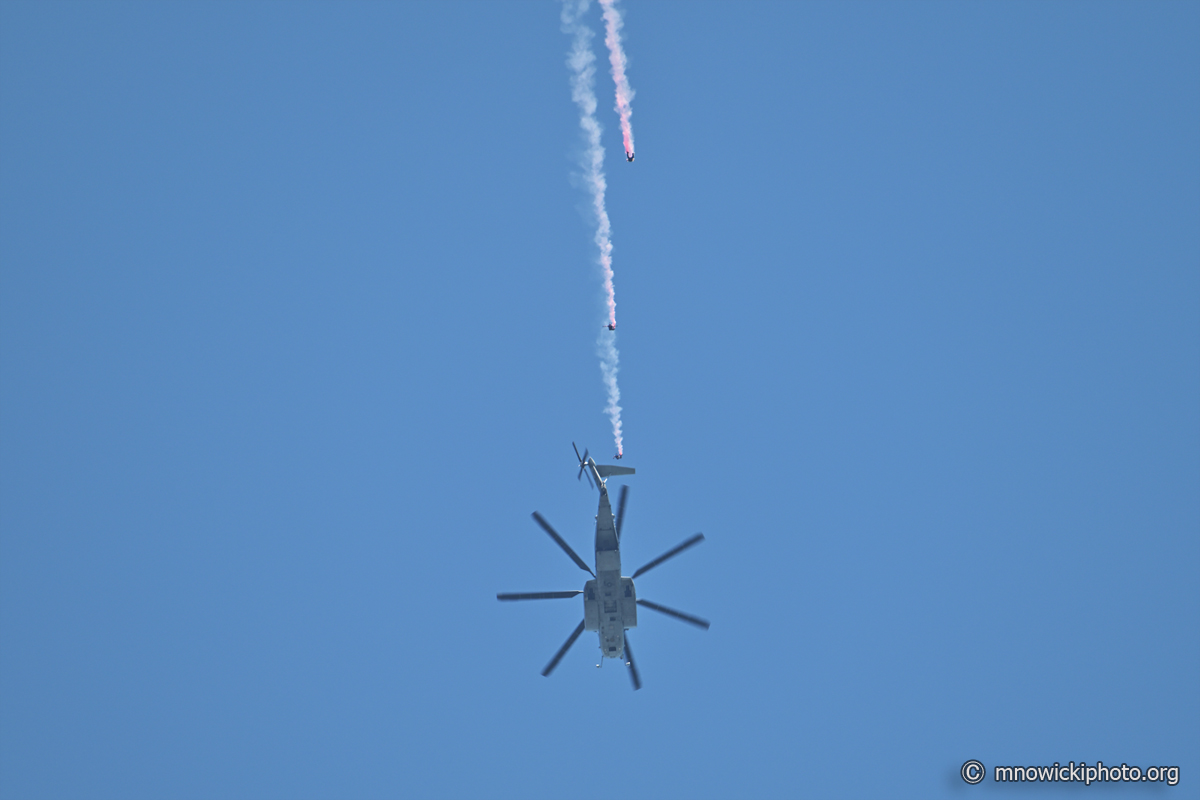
[{"left": 1, "top": 2, "right": 1197, "bottom": 798}]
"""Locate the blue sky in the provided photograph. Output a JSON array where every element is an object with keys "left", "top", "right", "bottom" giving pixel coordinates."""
[{"left": 1, "top": 2, "right": 1196, "bottom": 798}]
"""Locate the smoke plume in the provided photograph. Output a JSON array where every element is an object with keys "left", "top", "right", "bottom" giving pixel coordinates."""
[{"left": 562, "top": 0, "right": 623, "bottom": 457}]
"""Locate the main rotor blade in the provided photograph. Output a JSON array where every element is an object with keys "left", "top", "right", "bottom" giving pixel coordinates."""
[
  {"left": 637, "top": 598, "right": 711, "bottom": 630},
  {"left": 497, "top": 591, "right": 583, "bottom": 601},
  {"left": 623, "top": 632, "right": 642, "bottom": 690},
  {"left": 615, "top": 485, "right": 629, "bottom": 541},
  {"left": 532, "top": 512, "right": 595, "bottom": 577},
  {"left": 631, "top": 533, "right": 705, "bottom": 579},
  {"left": 542, "top": 619, "right": 586, "bottom": 677}
]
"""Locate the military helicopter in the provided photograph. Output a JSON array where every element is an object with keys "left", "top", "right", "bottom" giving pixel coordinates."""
[{"left": 497, "top": 443, "right": 709, "bottom": 689}]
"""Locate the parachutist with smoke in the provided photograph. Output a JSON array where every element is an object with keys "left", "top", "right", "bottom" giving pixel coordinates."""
[{"left": 599, "top": 0, "right": 635, "bottom": 160}]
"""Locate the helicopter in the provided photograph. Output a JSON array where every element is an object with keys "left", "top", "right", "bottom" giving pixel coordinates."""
[{"left": 497, "top": 443, "right": 709, "bottom": 689}]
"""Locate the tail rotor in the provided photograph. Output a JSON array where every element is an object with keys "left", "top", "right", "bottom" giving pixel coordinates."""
[{"left": 572, "top": 442, "right": 594, "bottom": 489}]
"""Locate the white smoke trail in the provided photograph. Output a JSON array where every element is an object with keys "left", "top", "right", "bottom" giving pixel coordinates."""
[
  {"left": 598, "top": 0, "right": 635, "bottom": 158},
  {"left": 597, "top": 328, "right": 622, "bottom": 457},
  {"left": 562, "top": 0, "right": 623, "bottom": 457}
]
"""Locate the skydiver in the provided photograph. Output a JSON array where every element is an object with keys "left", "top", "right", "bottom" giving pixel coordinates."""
[
  {"left": 606, "top": 323, "right": 616, "bottom": 331},
  {"left": 626, "top": 152, "right": 634, "bottom": 162}
]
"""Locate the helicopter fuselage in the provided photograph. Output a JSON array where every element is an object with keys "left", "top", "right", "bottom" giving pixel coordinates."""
[{"left": 583, "top": 471, "right": 637, "bottom": 659}]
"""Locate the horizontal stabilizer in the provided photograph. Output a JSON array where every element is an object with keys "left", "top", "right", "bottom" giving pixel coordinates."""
[
  {"left": 497, "top": 591, "right": 583, "bottom": 601},
  {"left": 596, "top": 465, "right": 635, "bottom": 478}
]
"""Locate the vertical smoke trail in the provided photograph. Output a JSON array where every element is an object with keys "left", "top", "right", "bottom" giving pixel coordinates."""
[
  {"left": 598, "top": 0, "right": 635, "bottom": 159},
  {"left": 562, "top": 0, "right": 623, "bottom": 457}
]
